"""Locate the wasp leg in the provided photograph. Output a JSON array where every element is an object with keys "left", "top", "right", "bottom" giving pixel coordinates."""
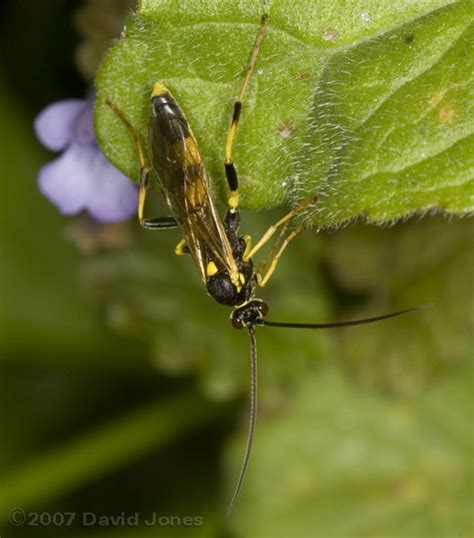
[
  {"left": 175, "top": 239, "right": 190, "bottom": 256},
  {"left": 255, "top": 220, "right": 289, "bottom": 276},
  {"left": 224, "top": 12, "right": 269, "bottom": 213},
  {"left": 255, "top": 225, "right": 303, "bottom": 287},
  {"left": 106, "top": 99, "right": 147, "bottom": 169},
  {"left": 138, "top": 167, "right": 178, "bottom": 230},
  {"left": 106, "top": 99, "right": 178, "bottom": 231},
  {"left": 243, "top": 234, "right": 253, "bottom": 260},
  {"left": 140, "top": 217, "right": 178, "bottom": 230},
  {"left": 243, "top": 194, "right": 317, "bottom": 261}
]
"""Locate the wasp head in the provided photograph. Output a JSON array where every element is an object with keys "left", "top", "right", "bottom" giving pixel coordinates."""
[{"left": 230, "top": 299, "right": 269, "bottom": 329}]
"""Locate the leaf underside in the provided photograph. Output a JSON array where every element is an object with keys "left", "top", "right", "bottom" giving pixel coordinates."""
[{"left": 95, "top": 0, "right": 473, "bottom": 227}]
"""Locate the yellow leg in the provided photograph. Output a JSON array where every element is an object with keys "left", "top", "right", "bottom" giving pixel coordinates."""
[
  {"left": 175, "top": 239, "right": 189, "bottom": 256},
  {"left": 137, "top": 167, "right": 150, "bottom": 226},
  {"left": 243, "top": 194, "right": 317, "bottom": 262},
  {"left": 106, "top": 99, "right": 178, "bottom": 231},
  {"left": 224, "top": 11, "right": 270, "bottom": 211},
  {"left": 256, "top": 221, "right": 289, "bottom": 276},
  {"left": 106, "top": 99, "right": 148, "bottom": 225},
  {"left": 243, "top": 234, "right": 253, "bottom": 260},
  {"left": 106, "top": 99, "right": 146, "bottom": 168},
  {"left": 256, "top": 226, "right": 303, "bottom": 287}
]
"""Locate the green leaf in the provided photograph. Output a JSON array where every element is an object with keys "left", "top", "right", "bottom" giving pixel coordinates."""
[
  {"left": 95, "top": 0, "right": 473, "bottom": 226},
  {"left": 226, "top": 362, "right": 473, "bottom": 537}
]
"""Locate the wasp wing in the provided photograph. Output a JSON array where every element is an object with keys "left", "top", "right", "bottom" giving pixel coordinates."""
[{"left": 149, "top": 106, "right": 237, "bottom": 282}]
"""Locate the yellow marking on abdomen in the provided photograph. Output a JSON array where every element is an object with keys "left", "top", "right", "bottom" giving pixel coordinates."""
[{"left": 206, "top": 261, "right": 218, "bottom": 276}]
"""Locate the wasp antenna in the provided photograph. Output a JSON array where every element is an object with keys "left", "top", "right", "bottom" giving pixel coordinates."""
[
  {"left": 226, "top": 325, "right": 258, "bottom": 518},
  {"left": 256, "top": 304, "right": 431, "bottom": 330}
]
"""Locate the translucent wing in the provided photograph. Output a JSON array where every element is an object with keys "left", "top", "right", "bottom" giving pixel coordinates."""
[{"left": 149, "top": 101, "right": 238, "bottom": 282}]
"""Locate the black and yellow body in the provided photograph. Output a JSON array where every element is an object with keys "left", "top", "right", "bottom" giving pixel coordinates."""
[
  {"left": 148, "top": 83, "right": 255, "bottom": 307},
  {"left": 105, "top": 8, "right": 421, "bottom": 518}
]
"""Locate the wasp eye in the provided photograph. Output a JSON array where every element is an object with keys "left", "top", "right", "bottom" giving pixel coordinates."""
[
  {"left": 231, "top": 315, "right": 245, "bottom": 330},
  {"left": 257, "top": 302, "right": 269, "bottom": 318}
]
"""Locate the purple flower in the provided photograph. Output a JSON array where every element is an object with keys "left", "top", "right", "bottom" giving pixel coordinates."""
[{"left": 34, "top": 98, "right": 138, "bottom": 222}]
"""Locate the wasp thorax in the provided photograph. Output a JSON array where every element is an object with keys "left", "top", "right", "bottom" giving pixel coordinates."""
[{"left": 230, "top": 299, "right": 269, "bottom": 329}]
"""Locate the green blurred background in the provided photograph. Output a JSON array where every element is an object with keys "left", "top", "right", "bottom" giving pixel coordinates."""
[{"left": 0, "top": 1, "right": 472, "bottom": 537}]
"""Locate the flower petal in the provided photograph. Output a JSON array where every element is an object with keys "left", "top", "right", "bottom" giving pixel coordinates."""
[
  {"left": 34, "top": 100, "right": 86, "bottom": 152},
  {"left": 38, "top": 144, "right": 97, "bottom": 215},
  {"left": 87, "top": 153, "right": 138, "bottom": 222},
  {"left": 74, "top": 102, "right": 96, "bottom": 146}
]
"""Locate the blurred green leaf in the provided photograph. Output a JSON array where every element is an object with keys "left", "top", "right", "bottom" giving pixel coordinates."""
[
  {"left": 96, "top": 0, "right": 472, "bottom": 225},
  {"left": 324, "top": 216, "right": 473, "bottom": 393},
  {"left": 81, "top": 211, "right": 336, "bottom": 402},
  {"left": 0, "top": 392, "right": 225, "bottom": 525},
  {"left": 227, "top": 362, "right": 473, "bottom": 537}
]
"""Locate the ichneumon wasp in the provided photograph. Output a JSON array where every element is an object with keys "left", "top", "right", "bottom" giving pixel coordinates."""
[{"left": 106, "top": 6, "right": 422, "bottom": 516}]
